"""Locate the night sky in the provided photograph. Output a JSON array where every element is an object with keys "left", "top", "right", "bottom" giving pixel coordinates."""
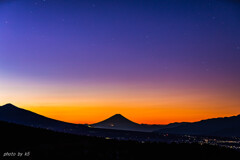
[{"left": 0, "top": 0, "right": 240, "bottom": 124}]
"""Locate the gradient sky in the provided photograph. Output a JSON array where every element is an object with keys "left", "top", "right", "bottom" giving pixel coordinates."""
[{"left": 0, "top": 0, "right": 240, "bottom": 124}]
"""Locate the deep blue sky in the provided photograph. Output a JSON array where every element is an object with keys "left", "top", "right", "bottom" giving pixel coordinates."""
[
  {"left": 1, "top": 0, "right": 239, "bottom": 83},
  {"left": 0, "top": 0, "right": 240, "bottom": 123}
]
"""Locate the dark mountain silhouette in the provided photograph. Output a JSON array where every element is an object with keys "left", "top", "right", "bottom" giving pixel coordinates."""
[
  {"left": 0, "top": 103, "right": 88, "bottom": 134},
  {"left": 1, "top": 120, "right": 239, "bottom": 160},
  {"left": 0, "top": 104, "right": 185, "bottom": 134},
  {"left": 0, "top": 104, "right": 172, "bottom": 141},
  {"left": 91, "top": 114, "right": 168, "bottom": 132},
  {"left": 2, "top": 103, "right": 240, "bottom": 138},
  {"left": 156, "top": 114, "right": 240, "bottom": 137},
  {"left": 91, "top": 114, "right": 141, "bottom": 131}
]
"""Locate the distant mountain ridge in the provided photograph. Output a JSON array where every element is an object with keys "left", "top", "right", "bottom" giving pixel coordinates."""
[
  {"left": 1, "top": 103, "right": 240, "bottom": 137},
  {"left": 0, "top": 103, "right": 88, "bottom": 134},
  {"left": 0, "top": 103, "right": 185, "bottom": 133},
  {"left": 0, "top": 104, "right": 178, "bottom": 142},
  {"left": 156, "top": 114, "right": 240, "bottom": 137},
  {"left": 0, "top": 103, "right": 166, "bottom": 139}
]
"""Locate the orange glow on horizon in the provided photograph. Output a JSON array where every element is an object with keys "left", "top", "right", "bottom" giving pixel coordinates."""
[
  {"left": 22, "top": 105, "right": 239, "bottom": 125},
  {"left": 1, "top": 78, "right": 240, "bottom": 125}
]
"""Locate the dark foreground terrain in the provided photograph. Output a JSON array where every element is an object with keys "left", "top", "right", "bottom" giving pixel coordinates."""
[{"left": 0, "top": 121, "right": 239, "bottom": 160}]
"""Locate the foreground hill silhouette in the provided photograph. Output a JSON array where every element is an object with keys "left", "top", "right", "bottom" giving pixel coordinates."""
[
  {"left": 0, "top": 120, "right": 239, "bottom": 160},
  {"left": 156, "top": 114, "right": 240, "bottom": 137}
]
